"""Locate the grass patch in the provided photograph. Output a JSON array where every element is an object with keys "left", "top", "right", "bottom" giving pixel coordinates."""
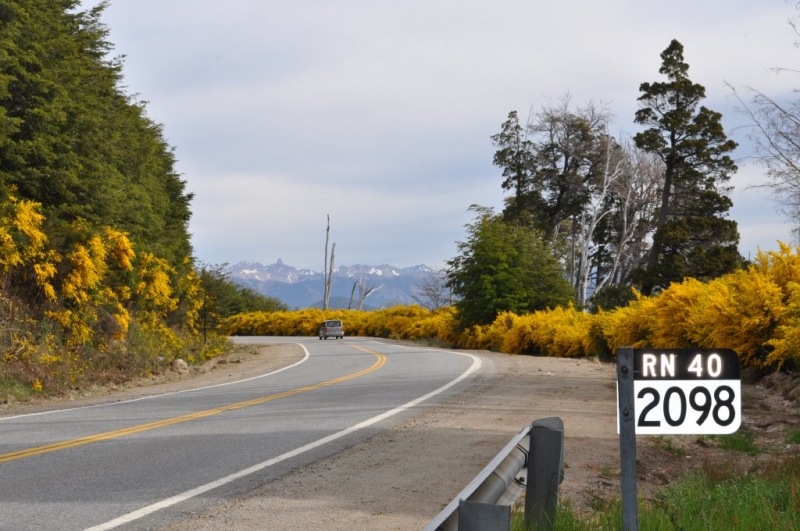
[
  {"left": 654, "top": 458, "right": 799, "bottom": 530},
  {"left": 0, "top": 376, "right": 37, "bottom": 403},
  {"left": 652, "top": 435, "right": 686, "bottom": 457},
  {"left": 787, "top": 429, "right": 800, "bottom": 445},
  {"left": 599, "top": 466, "right": 614, "bottom": 478},
  {"left": 715, "top": 429, "right": 760, "bottom": 455},
  {"left": 510, "top": 456, "right": 799, "bottom": 530},
  {"left": 511, "top": 497, "right": 675, "bottom": 530}
]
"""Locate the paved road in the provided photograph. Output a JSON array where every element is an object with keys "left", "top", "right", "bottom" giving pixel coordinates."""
[{"left": 0, "top": 337, "right": 480, "bottom": 530}]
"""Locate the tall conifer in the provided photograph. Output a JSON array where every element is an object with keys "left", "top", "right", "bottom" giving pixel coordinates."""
[{"left": 634, "top": 40, "right": 741, "bottom": 294}]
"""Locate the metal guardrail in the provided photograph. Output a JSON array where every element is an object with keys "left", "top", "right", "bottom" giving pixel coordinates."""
[{"left": 423, "top": 417, "right": 564, "bottom": 531}]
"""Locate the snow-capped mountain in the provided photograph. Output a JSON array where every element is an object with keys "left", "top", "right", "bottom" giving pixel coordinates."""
[
  {"left": 225, "top": 261, "right": 438, "bottom": 310},
  {"left": 227, "top": 259, "right": 316, "bottom": 284}
]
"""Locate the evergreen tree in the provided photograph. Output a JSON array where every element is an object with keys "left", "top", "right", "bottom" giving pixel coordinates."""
[
  {"left": 491, "top": 98, "right": 608, "bottom": 241},
  {"left": 491, "top": 111, "right": 537, "bottom": 224},
  {"left": 491, "top": 101, "right": 660, "bottom": 306},
  {"left": 446, "top": 206, "right": 574, "bottom": 328},
  {"left": 0, "top": 1, "right": 193, "bottom": 272},
  {"left": 196, "top": 264, "right": 287, "bottom": 342},
  {"left": 634, "top": 40, "right": 741, "bottom": 295}
]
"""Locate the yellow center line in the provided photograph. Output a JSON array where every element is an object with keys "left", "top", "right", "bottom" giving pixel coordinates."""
[{"left": 0, "top": 347, "right": 387, "bottom": 464}]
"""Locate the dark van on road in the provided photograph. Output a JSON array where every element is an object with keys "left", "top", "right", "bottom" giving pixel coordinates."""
[{"left": 318, "top": 320, "right": 344, "bottom": 340}]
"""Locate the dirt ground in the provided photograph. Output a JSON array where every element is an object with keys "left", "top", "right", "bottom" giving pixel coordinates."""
[{"left": 2, "top": 341, "right": 799, "bottom": 530}]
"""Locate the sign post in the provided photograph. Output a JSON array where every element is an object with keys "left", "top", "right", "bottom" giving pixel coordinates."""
[
  {"left": 617, "top": 348, "right": 741, "bottom": 530},
  {"left": 617, "top": 347, "right": 638, "bottom": 531}
]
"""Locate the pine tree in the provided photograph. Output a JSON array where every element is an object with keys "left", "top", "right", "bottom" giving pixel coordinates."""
[
  {"left": 491, "top": 111, "right": 537, "bottom": 224},
  {"left": 634, "top": 40, "right": 741, "bottom": 295}
]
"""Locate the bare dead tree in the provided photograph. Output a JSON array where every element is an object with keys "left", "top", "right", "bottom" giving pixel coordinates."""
[
  {"left": 323, "top": 215, "right": 336, "bottom": 310},
  {"left": 411, "top": 268, "right": 450, "bottom": 311},
  {"left": 558, "top": 131, "right": 662, "bottom": 308},
  {"left": 730, "top": 83, "right": 800, "bottom": 239},
  {"left": 348, "top": 279, "right": 358, "bottom": 310},
  {"left": 325, "top": 242, "right": 335, "bottom": 310},
  {"left": 573, "top": 129, "right": 625, "bottom": 306},
  {"left": 348, "top": 278, "right": 383, "bottom": 310},
  {"left": 323, "top": 215, "right": 330, "bottom": 310},
  {"left": 599, "top": 139, "right": 662, "bottom": 292}
]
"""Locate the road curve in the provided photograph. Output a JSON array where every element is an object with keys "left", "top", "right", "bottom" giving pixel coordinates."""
[{"left": 0, "top": 337, "right": 481, "bottom": 531}]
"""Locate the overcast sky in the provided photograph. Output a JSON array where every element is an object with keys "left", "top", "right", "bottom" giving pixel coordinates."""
[{"left": 81, "top": 0, "right": 798, "bottom": 270}]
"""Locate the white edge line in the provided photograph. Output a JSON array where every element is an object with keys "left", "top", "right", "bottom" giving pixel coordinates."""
[
  {"left": 84, "top": 350, "right": 483, "bottom": 531},
  {"left": 0, "top": 344, "right": 311, "bottom": 421}
]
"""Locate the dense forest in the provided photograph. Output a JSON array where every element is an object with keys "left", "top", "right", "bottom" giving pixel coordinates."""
[{"left": 0, "top": 1, "right": 281, "bottom": 400}]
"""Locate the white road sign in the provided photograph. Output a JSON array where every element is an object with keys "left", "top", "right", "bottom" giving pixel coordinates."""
[{"left": 631, "top": 349, "right": 741, "bottom": 435}]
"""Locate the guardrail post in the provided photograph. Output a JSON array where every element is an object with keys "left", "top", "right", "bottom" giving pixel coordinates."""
[
  {"left": 524, "top": 417, "right": 564, "bottom": 531},
  {"left": 423, "top": 417, "right": 565, "bottom": 531},
  {"left": 457, "top": 500, "right": 510, "bottom": 531}
]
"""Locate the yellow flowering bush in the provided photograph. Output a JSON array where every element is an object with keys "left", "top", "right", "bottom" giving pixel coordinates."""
[
  {"left": 0, "top": 193, "right": 217, "bottom": 398},
  {"left": 174, "top": 264, "right": 203, "bottom": 333},
  {"left": 689, "top": 269, "right": 784, "bottom": 367},
  {"left": 133, "top": 252, "right": 178, "bottom": 318},
  {"left": 0, "top": 196, "right": 48, "bottom": 271},
  {"left": 767, "top": 281, "right": 800, "bottom": 368},
  {"left": 596, "top": 291, "right": 659, "bottom": 350},
  {"left": 224, "top": 244, "right": 800, "bottom": 371},
  {"left": 0, "top": 196, "right": 59, "bottom": 299}
]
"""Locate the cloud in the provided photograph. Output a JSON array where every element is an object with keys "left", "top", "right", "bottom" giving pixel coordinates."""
[
  {"left": 81, "top": 0, "right": 799, "bottom": 269},
  {"left": 189, "top": 170, "right": 503, "bottom": 268}
]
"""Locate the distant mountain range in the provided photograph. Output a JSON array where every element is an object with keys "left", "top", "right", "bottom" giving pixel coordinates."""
[{"left": 225, "top": 260, "right": 436, "bottom": 310}]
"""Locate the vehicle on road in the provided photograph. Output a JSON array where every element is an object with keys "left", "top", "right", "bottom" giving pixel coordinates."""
[{"left": 318, "top": 320, "right": 344, "bottom": 340}]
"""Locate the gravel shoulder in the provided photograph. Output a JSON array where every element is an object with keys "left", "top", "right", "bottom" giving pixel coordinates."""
[
  {"left": 3, "top": 340, "right": 797, "bottom": 530},
  {"left": 0, "top": 343, "right": 305, "bottom": 417}
]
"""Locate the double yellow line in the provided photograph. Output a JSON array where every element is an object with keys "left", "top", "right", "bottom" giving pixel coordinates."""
[{"left": 0, "top": 346, "right": 386, "bottom": 464}]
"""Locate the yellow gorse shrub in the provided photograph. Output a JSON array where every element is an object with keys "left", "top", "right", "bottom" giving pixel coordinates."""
[
  {"left": 596, "top": 290, "right": 659, "bottom": 350},
  {"left": 0, "top": 196, "right": 59, "bottom": 299},
  {"left": 647, "top": 279, "right": 707, "bottom": 348},
  {"left": 224, "top": 242, "right": 800, "bottom": 370},
  {"left": 525, "top": 306, "right": 597, "bottom": 357},
  {"left": 134, "top": 252, "right": 178, "bottom": 317},
  {"left": 0, "top": 196, "right": 47, "bottom": 271},
  {"left": 690, "top": 269, "right": 784, "bottom": 367},
  {"left": 753, "top": 242, "right": 800, "bottom": 293},
  {"left": 62, "top": 239, "right": 106, "bottom": 303},
  {"left": 0, "top": 193, "right": 226, "bottom": 396},
  {"left": 176, "top": 266, "right": 203, "bottom": 333},
  {"left": 104, "top": 227, "right": 135, "bottom": 270},
  {"left": 767, "top": 281, "right": 800, "bottom": 368},
  {"left": 47, "top": 223, "right": 145, "bottom": 346}
]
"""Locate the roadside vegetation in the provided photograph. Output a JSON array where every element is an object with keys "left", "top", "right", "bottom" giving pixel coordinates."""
[
  {"left": 510, "top": 454, "right": 799, "bottom": 530},
  {"left": 0, "top": 2, "right": 283, "bottom": 403},
  {"left": 227, "top": 34, "right": 800, "bottom": 372},
  {"left": 225, "top": 241, "right": 800, "bottom": 372}
]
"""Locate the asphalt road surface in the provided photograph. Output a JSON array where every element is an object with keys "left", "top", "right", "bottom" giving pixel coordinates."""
[{"left": 0, "top": 337, "right": 481, "bottom": 531}]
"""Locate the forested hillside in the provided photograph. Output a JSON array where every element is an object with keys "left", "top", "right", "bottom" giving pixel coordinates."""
[
  {"left": 0, "top": 1, "right": 193, "bottom": 265},
  {"left": 0, "top": 1, "right": 274, "bottom": 400}
]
